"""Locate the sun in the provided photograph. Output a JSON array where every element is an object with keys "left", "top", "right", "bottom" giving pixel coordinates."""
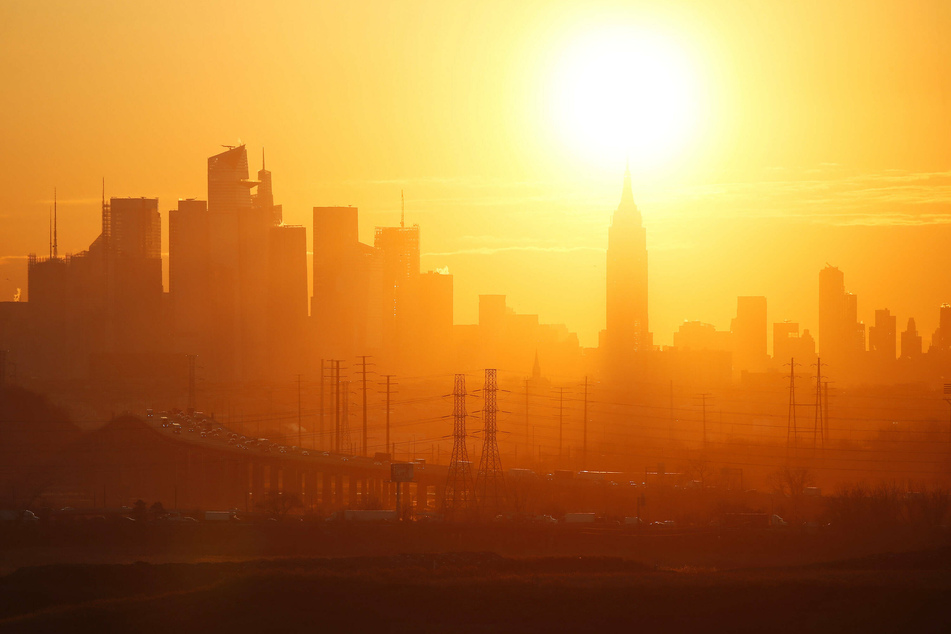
[{"left": 549, "top": 27, "right": 702, "bottom": 173}]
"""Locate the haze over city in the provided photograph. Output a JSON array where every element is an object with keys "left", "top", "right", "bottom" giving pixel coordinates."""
[
  {"left": 2, "top": 2, "right": 951, "bottom": 632},
  {"left": 4, "top": 1, "right": 951, "bottom": 348}
]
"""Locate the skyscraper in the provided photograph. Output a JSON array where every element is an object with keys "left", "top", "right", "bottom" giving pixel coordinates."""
[
  {"left": 267, "top": 224, "right": 308, "bottom": 373},
  {"left": 169, "top": 199, "right": 210, "bottom": 357},
  {"left": 108, "top": 197, "right": 163, "bottom": 353},
  {"left": 252, "top": 148, "right": 283, "bottom": 226},
  {"left": 732, "top": 296, "right": 767, "bottom": 374},
  {"left": 206, "top": 144, "right": 269, "bottom": 379},
  {"left": 818, "top": 265, "right": 864, "bottom": 369},
  {"left": 930, "top": 304, "right": 951, "bottom": 353},
  {"left": 312, "top": 206, "right": 368, "bottom": 359},
  {"left": 605, "top": 164, "right": 651, "bottom": 364},
  {"left": 773, "top": 321, "right": 800, "bottom": 364},
  {"left": 901, "top": 317, "right": 922, "bottom": 359},
  {"left": 819, "top": 265, "right": 846, "bottom": 361},
  {"left": 374, "top": 221, "right": 420, "bottom": 362},
  {"left": 868, "top": 308, "right": 897, "bottom": 362}
]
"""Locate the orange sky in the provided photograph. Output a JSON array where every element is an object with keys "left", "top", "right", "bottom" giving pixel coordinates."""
[{"left": 2, "top": 0, "right": 951, "bottom": 349}]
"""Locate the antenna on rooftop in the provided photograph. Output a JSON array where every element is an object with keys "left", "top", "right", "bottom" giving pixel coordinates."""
[
  {"left": 400, "top": 189, "right": 405, "bottom": 228},
  {"left": 53, "top": 188, "right": 58, "bottom": 259}
]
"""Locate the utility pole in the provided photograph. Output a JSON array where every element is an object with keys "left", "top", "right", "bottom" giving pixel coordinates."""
[
  {"left": 340, "top": 380, "right": 352, "bottom": 455},
  {"left": 582, "top": 376, "right": 589, "bottom": 471},
  {"left": 445, "top": 373, "right": 474, "bottom": 517},
  {"left": 524, "top": 378, "right": 530, "bottom": 467},
  {"left": 357, "top": 355, "right": 372, "bottom": 456},
  {"left": 186, "top": 354, "right": 197, "bottom": 414},
  {"left": 785, "top": 357, "right": 800, "bottom": 459},
  {"left": 697, "top": 393, "right": 712, "bottom": 450},
  {"left": 669, "top": 380, "right": 674, "bottom": 444},
  {"left": 333, "top": 360, "right": 341, "bottom": 454},
  {"left": 476, "top": 369, "right": 505, "bottom": 514},
  {"left": 553, "top": 387, "right": 569, "bottom": 460},
  {"left": 319, "top": 359, "right": 325, "bottom": 451},
  {"left": 812, "top": 358, "right": 827, "bottom": 450},
  {"left": 944, "top": 384, "right": 951, "bottom": 445},
  {"left": 383, "top": 375, "right": 396, "bottom": 457},
  {"left": 297, "top": 373, "right": 303, "bottom": 448},
  {"left": 824, "top": 380, "right": 831, "bottom": 442}
]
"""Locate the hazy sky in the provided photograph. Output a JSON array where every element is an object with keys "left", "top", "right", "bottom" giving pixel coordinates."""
[{"left": 2, "top": 0, "right": 951, "bottom": 348}]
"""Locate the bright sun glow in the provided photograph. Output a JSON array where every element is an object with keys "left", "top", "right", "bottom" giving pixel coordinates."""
[{"left": 550, "top": 28, "right": 702, "bottom": 173}]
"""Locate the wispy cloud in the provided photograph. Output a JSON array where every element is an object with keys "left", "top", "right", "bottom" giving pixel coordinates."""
[
  {"left": 35, "top": 197, "right": 102, "bottom": 206},
  {"left": 652, "top": 167, "right": 951, "bottom": 227},
  {"left": 424, "top": 245, "right": 602, "bottom": 257}
]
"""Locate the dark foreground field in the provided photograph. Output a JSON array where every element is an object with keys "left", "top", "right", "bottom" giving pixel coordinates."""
[{"left": 1, "top": 549, "right": 950, "bottom": 633}]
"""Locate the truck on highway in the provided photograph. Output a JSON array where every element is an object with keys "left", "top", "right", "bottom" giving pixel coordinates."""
[
  {"left": 328, "top": 509, "right": 398, "bottom": 522},
  {"left": 562, "top": 512, "right": 597, "bottom": 524},
  {"left": 204, "top": 510, "right": 237, "bottom": 522}
]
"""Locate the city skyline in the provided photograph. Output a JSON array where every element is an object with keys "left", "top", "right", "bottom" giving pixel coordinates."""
[
  {"left": 6, "top": 145, "right": 950, "bottom": 360},
  {"left": 4, "top": 2, "right": 951, "bottom": 348},
  {"left": 6, "top": 140, "right": 950, "bottom": 394},
  {"left": 4, "top": 5, "right": 951, "bottom": 628}
]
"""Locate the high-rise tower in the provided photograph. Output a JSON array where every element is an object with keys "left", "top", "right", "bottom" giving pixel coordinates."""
[
  {"left": 252, "top": 148, "right": 283, "bottom": 226},
  {"left": 605, "top": 164, "right": 651, "bottom": 360},
  {"left": 818, "top": 265, "right": 865, "bottom": 371},
  {"left": 206, "top": 144, "right": 269, "bottom": 379}
]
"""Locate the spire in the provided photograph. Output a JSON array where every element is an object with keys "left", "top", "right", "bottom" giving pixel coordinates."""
[
  {"left": 400, "top": 189, "right": 405, "bottom": 229},
  {"left": 262, "top": 146, "right": 266, "bottom": 171},
  {"left": 53, "top": 187, "right": 58, "bottom": 259},
  {"left": 620, "top": 161, "right": 635, "bottom": 208},
  {"left": 49, "top": 207, "right": 52, "bottom": 260}
]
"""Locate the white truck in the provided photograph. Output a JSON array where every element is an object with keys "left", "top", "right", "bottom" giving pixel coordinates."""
[
  {"left": 562, "top": 512, "right": 597, "bottom": 524},
  {"left": 204, "top": 510, "right": 236, "bottom": 522},
  {"left": 335, "top": 509, "right": 398, "bottom": 522}
]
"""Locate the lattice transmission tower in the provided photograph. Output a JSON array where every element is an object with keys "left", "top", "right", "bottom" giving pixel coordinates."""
[
  {"left": 339, "top": 379, "right": 354, "bottom": 455},
  {"left": 476, "top": 369, "right": 505, "bottom": 515},
  {"left": 444, "top": 373, "right": 475, "bottom": 517}
]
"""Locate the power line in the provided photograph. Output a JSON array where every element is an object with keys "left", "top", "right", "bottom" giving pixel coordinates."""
[
  {"left": 356, "top": 355, "right": 373, "bottom": 456},
  {"left": 476, "top": 369, "right": 504, "bottom": 515},
  {"left": 444, "top": 373, "right": 474, "bottom": 518}
]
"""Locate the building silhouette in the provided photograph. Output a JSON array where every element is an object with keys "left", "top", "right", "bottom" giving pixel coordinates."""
[
  {"left": 818, "top": 265, "right": 865, "bottom": 370},
  {"left": 374, "top": 220, "right": 420, "bottom": 364},
  {"left": 772, "top": 321, "right": 816, "bottom": 367},
  {"left": 252, "top": 148, "right": 283, "bottom": 226},
  {"left": 267, "top": 224, "right": 308, "bottom": 374},
  {"left": 312, "top": 206, "right": 371, "bottom": 360},
  {"left": 168, "top": 145, "right": 299, "bottom": 380},
  {"left": 901, "top": 317, "right": 922, "bottom": 359},
  {"left": 603, "top": 164, "right": 651, "bottom": 377},
  {"left": 457, "top": 294, "right": 581, "bottom": 377},
  {"left": 25, "top": 193, "right": 166, "bottom": 380},
  {"left": 868, "top": 308, "right": 897, "bottom": 362},
  {"left": 206, "top": 145, "right": 263, "bottom": 379},
  {"left": 169, "top": 198, "right": 210, "bottom": 361},
  {"left": 732, "top": 296, "right": 767, "bottom": 374},
  {"left": 106, "top": 197, "right": 163, "bottom": 355},
  {"left": 929, "top": 304, "right": 951, "bottom": 353}
]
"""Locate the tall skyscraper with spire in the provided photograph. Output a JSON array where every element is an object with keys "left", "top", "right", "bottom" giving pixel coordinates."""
[
  {"left": 604, "top": 163, "right": 651, "bottom": 364},
  {"left": 252, "top": 148, "right": 283, "bottom": 225}
]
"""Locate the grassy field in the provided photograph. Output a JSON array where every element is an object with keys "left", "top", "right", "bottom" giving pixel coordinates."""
[{"left": 1, "top": 549, "right": 950, "bottom": 633}]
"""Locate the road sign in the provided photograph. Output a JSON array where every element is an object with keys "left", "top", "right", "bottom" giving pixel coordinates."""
[{"left": 390, "top": 463, "right": 415, "bottom": 482}]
